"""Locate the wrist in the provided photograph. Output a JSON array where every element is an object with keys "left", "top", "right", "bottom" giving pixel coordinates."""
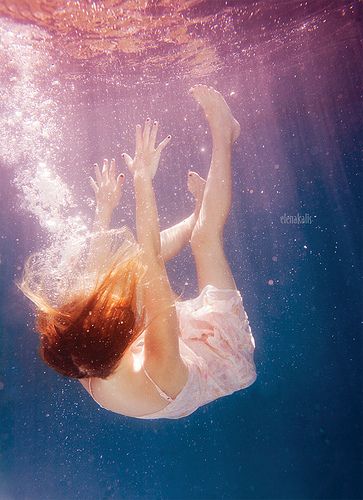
[
  {"left": 94, "top": 206, "right": 112, "bottom": 229},
  {"left": 133, "top": 172, "right": 153, "bottom": 183}
]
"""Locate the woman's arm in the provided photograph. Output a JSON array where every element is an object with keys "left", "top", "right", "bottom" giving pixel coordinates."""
[
  {"left": 122, "top": 120, "right": 187, "bottom": 370},
  {"left": 85, "top": 159, "right": 124, "bottom": 275},
  {"left": 133, "top": 173, "right": 161, "bottom": 256}
]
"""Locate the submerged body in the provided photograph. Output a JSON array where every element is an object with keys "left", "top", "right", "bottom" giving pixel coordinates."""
[
  {"left": 81, "top": 285, "right": 256, "bottom": 419},
  {"left": 21, "top": 85, "right": 257, "bottom": 420},
  {"left": 79, "top": 85, "right": 257, "bottom": 419}
]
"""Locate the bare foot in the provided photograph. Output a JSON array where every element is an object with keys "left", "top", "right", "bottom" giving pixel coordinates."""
[
  {"left": 189, "top": 84, "right": 240, "bottom": 143},
  {"left": 187, "top": 170, "right": 206, "bottom": 215}
]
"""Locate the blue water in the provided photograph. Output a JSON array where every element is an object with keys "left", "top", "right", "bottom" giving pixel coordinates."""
[{"left": 0, "top": 2, "right": 362, "bottom": 499}]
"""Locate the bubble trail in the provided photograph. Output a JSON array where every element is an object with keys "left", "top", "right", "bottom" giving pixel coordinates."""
[{"left": 0, "top": 19, "right": 88, "bottom": 247}]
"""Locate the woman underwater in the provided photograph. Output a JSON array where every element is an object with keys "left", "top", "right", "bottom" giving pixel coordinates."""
[{"left": 20, "top": 85, "right": 257, "bottom": 419}]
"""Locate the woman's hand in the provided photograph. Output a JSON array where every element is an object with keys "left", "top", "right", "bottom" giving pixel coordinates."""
[
  {"left": 122, "top": 119, "right": 171, "bottom": 180},
  {"left": 89, "top": 158, "right": 124, "bottom": 215}
]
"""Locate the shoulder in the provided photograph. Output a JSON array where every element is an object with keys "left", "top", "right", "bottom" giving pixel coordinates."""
[
  {"left": 78, "top": 342, "right": 188, "bottom": 417},
  {"left": 78, "top": 350, "right": 144, "bottom": 414}
]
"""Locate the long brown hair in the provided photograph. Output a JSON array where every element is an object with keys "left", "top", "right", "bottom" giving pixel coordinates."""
[{"left": 18, "top": 229, "right": 147, "bottom": 379}]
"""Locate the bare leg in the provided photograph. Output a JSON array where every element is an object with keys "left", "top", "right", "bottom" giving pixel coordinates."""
[
  {"left": 189, "top": 85, "right": 241, "bottom": 292},
  {"left": 160, "top": 171, "right": 205, "bottom": 262}
]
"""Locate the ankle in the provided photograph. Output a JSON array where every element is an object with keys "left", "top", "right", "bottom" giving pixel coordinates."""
[
  {"left": 190, "top": 211, "right": 199, "bottom": 229},
  {"left": 184, "top": 212, "right": 198, "bottom": 239}
]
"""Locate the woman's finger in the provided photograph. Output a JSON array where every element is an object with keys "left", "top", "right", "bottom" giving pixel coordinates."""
[
  {"left": 109, "top": 158, "right": 116, "bottom": 181},
  {"left": 94, "top": 163, "right": 102, "bottom": 184},
  {"left": 143, "top": 118, "right": 151, "bottom": 147},
  {"left": 116, "top": 172, "right": 125, "bottom": 184},
  {"left": 121, "top": 153, "right": 133, "bottom": 170},
  {"left": 149, "top": 120, "right": 159, "bottom": 149},
  {"left": 102, "top": 158, "right": 109, "bottom": 180},
  {"left": 135, "top": 125, "right": 142, "bottom": 155},
  {"left": 115, "top": 173, "right": 125, "bottom": 192},
  {"left": 156, "top": 135, "right": 172, "bottom": 154},
  {"left": 89, "top": 176, "right": 99, "bottom": 194}
]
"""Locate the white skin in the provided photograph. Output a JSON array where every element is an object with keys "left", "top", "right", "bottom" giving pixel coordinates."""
[
  {"left": 89, "top": 158, "right": 124, "bottom": 213},
  {"left": 89, "top": 155, "right": 206, "bottom": 264},
  {"left": 83, "top": 85, "right": 241, "bottom": 414},
  {"left": 120, "top": 85, "right": 240, "bottom": 370},
  {"left": 88, "top": 84, "right": 240, "bottom": 280},
  {"left": 89, "top": 84, "right": 241, "bottom": 360},
  {"left": 187, "top": 84, "right": 240, "bottom": 292}
]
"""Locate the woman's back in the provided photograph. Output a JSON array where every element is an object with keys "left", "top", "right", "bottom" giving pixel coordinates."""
[
  {"left": 79, "top": 329, "right": 189, "bottom": 418},
  {"left": 80, "top": 285, "right": 257, "bottom": 420}
]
